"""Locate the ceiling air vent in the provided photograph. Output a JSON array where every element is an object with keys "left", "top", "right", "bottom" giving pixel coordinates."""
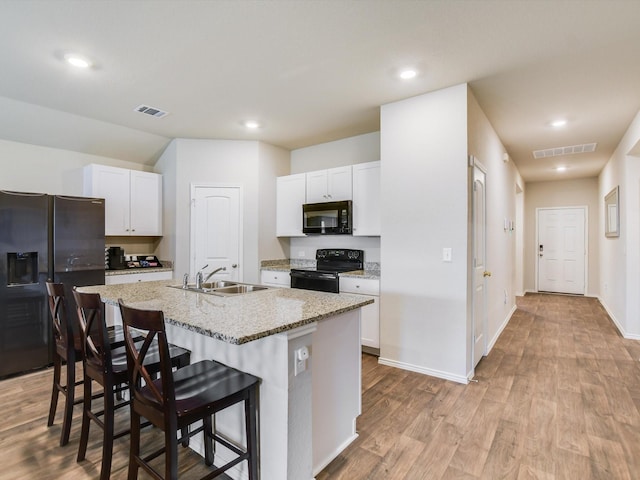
[
  {"left": 533, "top": 143, "right": 596, "bottom": 159},
  {"left": 134, "top": 104, "right": 169, "bottom": 118}
]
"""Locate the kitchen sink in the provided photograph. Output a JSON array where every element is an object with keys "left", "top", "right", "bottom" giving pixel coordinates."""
[
  {"left": 169, "top": 281, "right": 269, "bottom": 296},
  {"left": 201, "top": 281, "right": 238, "bottom": 290}
]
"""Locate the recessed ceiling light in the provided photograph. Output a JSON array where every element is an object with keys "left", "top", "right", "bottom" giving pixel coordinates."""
[
  {"left": 244, "top": 120, "right": 260, "bottom": 129},
  {"left": 555, "top": 166, "right": 567, "bottom": 172},
  {"left": 551, "top": 119, "right": 567, "bottom": 128},
  {"left": 399, "top": 69, "right": 417, "bottom": 80},
  {"left": 64, "top": 53, "right": 91, "bottom": 69}
]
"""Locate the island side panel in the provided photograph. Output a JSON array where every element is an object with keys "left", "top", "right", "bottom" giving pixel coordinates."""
[
  {"left": 165, "top": 320, "right": 317, "bottom": 480},
  {"left": 312, "top": 309, "right": 362, "bottom": 475}
]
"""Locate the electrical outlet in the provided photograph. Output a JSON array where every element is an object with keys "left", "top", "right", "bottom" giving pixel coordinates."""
[{"left": 293, "top": 346, "right": 310, "bottom": 376}]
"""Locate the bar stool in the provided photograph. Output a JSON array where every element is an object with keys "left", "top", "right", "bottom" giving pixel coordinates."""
[
  {"left": 46, "top": 282, "right": 83, "bottom": 446},
  {"left": 45, "top": 282, "right": 130, "bottom": 446},
  {"left": 119, "top": 299, "right": 260, "bottom": 480},
  {"left": 74, "top": 289, "right": 191, "bottom": 480}
]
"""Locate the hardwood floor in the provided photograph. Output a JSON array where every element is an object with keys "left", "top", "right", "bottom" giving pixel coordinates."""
[
  {"left": 318, "top": 293, "right": 640, "bottom": 480},
  {"left": 1, "top": 293, "right": 639, "bottom": 479}
]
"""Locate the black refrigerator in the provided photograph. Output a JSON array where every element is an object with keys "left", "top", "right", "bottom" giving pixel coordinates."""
[{"left": 0, "top": 191, "right": 105, "bottom": 378}]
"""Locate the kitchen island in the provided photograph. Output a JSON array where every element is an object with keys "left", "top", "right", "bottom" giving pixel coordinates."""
[{"left": 78, "top": 280, "right": 373, "bottom": 480}]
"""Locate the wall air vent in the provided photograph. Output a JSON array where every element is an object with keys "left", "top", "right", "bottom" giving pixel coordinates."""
[
  {"left": 134, "top": 104, "right": 169, "bottom": 118},
  {"left": 533, "top": 143, "right": 596, "bottom": 159}
]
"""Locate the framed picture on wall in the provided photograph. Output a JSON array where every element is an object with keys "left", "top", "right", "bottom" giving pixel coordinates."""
[{"left": 605, "top": 186, "right": 619, "bottom": 237}]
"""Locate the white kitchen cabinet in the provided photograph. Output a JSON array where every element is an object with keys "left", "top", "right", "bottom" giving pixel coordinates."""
[
  {"left": 276, "top": 173, "right": 307, "bottom": 237},
  {"left": 352, "top": 161, "right": 381, "bottom": 236},
  {"left": 305, "top": 166, "right": 352, "bottom": 203},
  {"left": 260, "top": 270, "right": 291, "bottom": 288},
  {"left": 83, "top": 164, "right": 163, "bottom": 236},
  {"left": 340, "top": 277, "right": 380, "bottom": 351}
]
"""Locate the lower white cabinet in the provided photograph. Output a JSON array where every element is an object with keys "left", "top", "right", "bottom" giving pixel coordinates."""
[
  {"left": 260, "top": 270, "right": 291, "bottom": 288},
  {"left": 340, "top": 277, "right": 380, "bottom": 350},
  {"left": 104, "top": 270, "right": 173, "bottom": 325}
]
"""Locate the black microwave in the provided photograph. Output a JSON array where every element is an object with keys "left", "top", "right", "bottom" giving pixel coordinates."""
[{"left": 302, "top": 200, "right": 352, "bottom": 234}]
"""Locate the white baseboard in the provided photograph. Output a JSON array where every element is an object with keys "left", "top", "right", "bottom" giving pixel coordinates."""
[
  {"left": 312, "top": 433, "right": 359, "bottom": 477},
  {"left": 377, "top": 357, "right": 468, "bottom": 384},
  {"left": 597, "top": 296, "right": 640, "bottom": 340},
  {"left": 486, "top": 304, "right": 517, "bottom": 353}
]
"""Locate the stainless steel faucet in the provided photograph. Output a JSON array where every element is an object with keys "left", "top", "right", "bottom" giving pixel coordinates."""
[
  {"left": 202, "top": 266, "right": 227, "bottom": 284},
  {"left": 195, "top": 264, "right": 208, "bottom": 289}
]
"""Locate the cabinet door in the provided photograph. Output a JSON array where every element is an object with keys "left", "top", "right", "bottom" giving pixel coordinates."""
[
  {"left": 130, "top": 170, "right": 163, "bottom": 235},
  {"left": 305, "top": 170, "right": 329, "bottom": 203},
  {"left": 84, "top": 164, "right": 130, "bottom": 235},
  {"left": 360, "top": 296, "right": 380, "bottom": 349},
  {"left": 327, "top": 166, "right": 352, "bottom": 201},
  {"left": 277, "top": 174, "right": 307, "bottom": 237},
  {"left": 352, "top": 161, "right": 380, "bottom": 236}
]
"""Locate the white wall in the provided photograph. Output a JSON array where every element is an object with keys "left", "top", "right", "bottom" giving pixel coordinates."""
[
  {"left": 0, "top": 138, "right": 152, "bottom": 195},
  {"left": 289, "top": 132, "right": 381, "bottom": 263},
  {"left": 467, "top": 88, "right": 523, "bottom": 371},
  {"left": 380, "top": 84, "right": 469, "bottom": 382},
  {"left": 599, "top": 109, "right": 640, "bottom": 338},
  {"left": 523, "top": 178, "right": 600, "bottom": 295},
  {"left": 155, "top": 138, "right": 289, "bottom": 284}
]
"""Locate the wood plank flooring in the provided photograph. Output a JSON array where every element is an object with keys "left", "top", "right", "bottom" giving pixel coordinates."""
[
  {"left": 318, "top": 294, "right": 640, "bottom": 480},
  {"left": 1, "top": 293, "right": 639, "bottom": 479}
]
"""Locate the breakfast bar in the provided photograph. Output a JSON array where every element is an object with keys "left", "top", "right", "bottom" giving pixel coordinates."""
[{"left": 78, "top": 280, "right": 373, "bottom": 480}]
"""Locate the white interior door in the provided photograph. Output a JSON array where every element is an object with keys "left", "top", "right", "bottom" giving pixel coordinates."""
[
  {"left": 537, "top": 207, "right": 586, "bottom": 295},
  {"left": 472, "top": 161, "right": 487, "bottom": 368},
  {"left": 191, "top": 185, "right": 242, "bottom": 282}
]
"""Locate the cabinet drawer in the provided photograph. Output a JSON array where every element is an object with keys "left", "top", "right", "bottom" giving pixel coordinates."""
[
  {"left": 260, "top": 270, "right": 291, "bottom": 287},
  {"left": 340, "top": 277, "right": 379, "bottom": 296},
  {"left": 106, "top": 270, "right": 173, "bottom": 285}
]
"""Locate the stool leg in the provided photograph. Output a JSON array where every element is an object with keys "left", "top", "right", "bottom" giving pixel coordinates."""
[
  {"left": 245, "top": 386, "right": 259, "bottom": 480},
  {"left": 99, "top": 380, "right": 115, "bottom": 480},
  {"left": 47, "top": 354, "right": 61, "bottom": 427},
  {"left": 128, "top": 409, "right": 141, "bottom": 480},
  {"left": 203, "top": 415, "right": 214, "bottom": 466},
  {"left": 165, "top": 427, "right": 179, "bottom": 480},
  {"left": 60, "top": 357, "right": 75, "bottom": 446},
  {"left": 77, "top": 375, "right": 92, "bottom": 462}
]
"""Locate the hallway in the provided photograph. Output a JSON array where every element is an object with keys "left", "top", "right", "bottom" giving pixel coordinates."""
[{"left": 319, "top": 293, "right": 640, "bottom": 479}]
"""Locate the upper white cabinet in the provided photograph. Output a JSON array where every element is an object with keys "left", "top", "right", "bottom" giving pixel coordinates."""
[
  {"left": 83, "top": 164, "right": 163, "bottom": 236},
  {"left": 352, "top": 161, "right": 381, "bottom": 236},
  {"left": 276, "top": 173, "right": 307, "bottom": 237},
  {"left": 305, "top": 166, "right": 352, "bottom": 203}
]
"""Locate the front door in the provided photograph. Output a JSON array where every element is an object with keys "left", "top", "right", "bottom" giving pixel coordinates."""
[
  {"left": 191, "top": 185, "right": 242, "bottom": 282},
  {"left": 472, "top": 161, "right": 487, "bottom": 368},
  {"left": 537, "top": 207, "right": 586, "bottom": 295}
]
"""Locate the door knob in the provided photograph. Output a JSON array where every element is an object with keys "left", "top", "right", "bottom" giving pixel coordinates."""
[
  {"left": 483, "top": 271, "right": 492, "bottom": 277},
  {"left": 232, "top": 264, "right": 238, "bottom": 268}
]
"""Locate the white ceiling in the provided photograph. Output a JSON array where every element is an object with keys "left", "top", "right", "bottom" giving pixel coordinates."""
[{"left": 2, "top": 1, "right": 640, "bottom": 182}]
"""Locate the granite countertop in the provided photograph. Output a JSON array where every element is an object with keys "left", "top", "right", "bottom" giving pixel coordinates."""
[{"left": 78, "top": 280, "right": 372, "bottom": 345}]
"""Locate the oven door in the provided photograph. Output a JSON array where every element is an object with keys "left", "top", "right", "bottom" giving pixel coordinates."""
[{"left": 290, "top": 270, "right": 339, "bottom": 293}]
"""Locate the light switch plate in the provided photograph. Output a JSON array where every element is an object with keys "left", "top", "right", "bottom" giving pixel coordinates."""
[{"left": 443, "top": 248, "right": 452, "bottom": 262}]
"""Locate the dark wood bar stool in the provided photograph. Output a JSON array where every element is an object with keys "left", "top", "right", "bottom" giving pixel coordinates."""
[
  {"left": 45, "top": 282, "right": 130, "bottom": 446},
  {"left": 119, "top": 299, "right": 260, "bottom": 480},
  {"left": 73, "top": 289, "right": 191, "bottom": 480},
  {"left": 46, "top": 282, "right": 83, "bottom": 446}
]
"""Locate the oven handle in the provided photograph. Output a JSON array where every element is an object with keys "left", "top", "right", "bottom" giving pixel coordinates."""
[{"left": 289, "top": 271, "right": 338, "bottom": 280}]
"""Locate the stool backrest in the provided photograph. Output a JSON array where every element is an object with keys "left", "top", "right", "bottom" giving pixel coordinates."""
[
  {"left": 73, "top": 289, "right": 113, "bottom": 375},
  {"left": 46, "top": 282, "right": 75, "bottom": 355},
  {"left": 118, "top": 300, "right": 176, "bottom": 418}
]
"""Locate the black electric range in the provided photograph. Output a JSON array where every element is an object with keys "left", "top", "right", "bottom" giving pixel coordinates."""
[{"left": 290, "top": 249, "right": 363, "bottom": 293}]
